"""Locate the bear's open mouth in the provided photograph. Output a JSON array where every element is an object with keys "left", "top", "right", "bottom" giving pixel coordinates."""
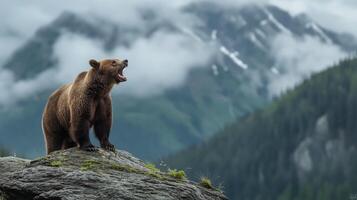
[{"left": 115, "top": 67, "right": 127, "bottom": 83}]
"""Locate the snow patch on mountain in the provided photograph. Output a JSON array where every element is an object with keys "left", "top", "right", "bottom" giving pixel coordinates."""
[
  {"left": 219, "top": 46, "right": 248, "bottom": 69},
  {"left": 255, "top": 28, "right": 266, "bottom": 39},
  {"left": 305, "top": 22, "right": 332, "bottom": 44},
  {"left": 180, "top": 27, "right": 203, "bottom": 42},
  {"left": 262, "top": 8, "right": 292, "bottom": 34},
  {"left": 249, "top": 32, "right": 265, "bottom": 50}
]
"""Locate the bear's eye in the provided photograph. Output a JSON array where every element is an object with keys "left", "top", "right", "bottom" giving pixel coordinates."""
[{"left": 112, "top": 61, "right": 117, "bottom": 66}]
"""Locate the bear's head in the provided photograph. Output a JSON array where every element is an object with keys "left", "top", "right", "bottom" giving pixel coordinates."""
[{"left": 89, "top": 58, "right": 128, "bottom": 84}]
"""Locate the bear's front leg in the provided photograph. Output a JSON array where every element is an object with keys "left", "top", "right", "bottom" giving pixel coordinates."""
[
  {"left": 70, "top": 116, "right": 97, "bottom": 152},
  {"left": 94, "top": 120, "right": 115, "bottom": 152},
  {"left": 94, "top": 97, "right": 115, "bottom": 152}
]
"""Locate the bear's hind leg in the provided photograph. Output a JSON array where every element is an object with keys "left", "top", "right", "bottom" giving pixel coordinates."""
[
  {"left": 44, "top": 129, "right": 65, "bottom": 154},
  {"left": 62, "top": 136, "right": 77, "bottom": 150},
  {"left": 43, "top": 119, "right": 65, "bottom": 154},
  {"left": 47, "top": 139, "right": 63, "bottom": 154}
]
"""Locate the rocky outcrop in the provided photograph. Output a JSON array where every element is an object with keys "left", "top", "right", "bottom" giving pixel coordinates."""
[{"left": 0, "top": 148, "right": 227, "bottom": 200}]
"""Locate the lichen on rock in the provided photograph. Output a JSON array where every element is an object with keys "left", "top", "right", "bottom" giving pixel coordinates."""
[{"left": 0, "top": 148, "right": 227, "bottom": 200}]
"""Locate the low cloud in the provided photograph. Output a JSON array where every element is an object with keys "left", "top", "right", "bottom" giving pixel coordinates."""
[
  {"left": 112, "top": 32, "right": 214, "bottom": 96},
  {"left": 0, "top": 29, "right": 213, "bottom": 106},
  {"left": 0, "top": 69, "right": 56, "bottom": 107},
  {"left": 268, "top": 33, "right": 348, "bottom": 96},
  {"left": 53, "top": 31, "right": 214, "bottom": 97}
]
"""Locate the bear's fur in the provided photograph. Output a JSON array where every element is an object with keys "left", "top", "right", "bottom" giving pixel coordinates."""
[{"left": 42, "top": 58, "right": 128, "bottom": 154}]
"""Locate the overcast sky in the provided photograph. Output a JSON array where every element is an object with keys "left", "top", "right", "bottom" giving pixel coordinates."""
[{"left": 0, "top": 0, "right": 356, "bottom": 105}]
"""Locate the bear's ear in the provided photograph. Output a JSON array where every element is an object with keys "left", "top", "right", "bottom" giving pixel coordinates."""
[{"left": 89, "top": 59, "right": 100, "bottom": 69}]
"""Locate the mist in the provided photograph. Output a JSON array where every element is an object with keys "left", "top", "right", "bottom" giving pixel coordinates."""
[
  {"left": 268, "top": 32, "right": 348, "bottom": 96},
  {"left": 53, "top": 31, "right": 214, "bottom": 97}
]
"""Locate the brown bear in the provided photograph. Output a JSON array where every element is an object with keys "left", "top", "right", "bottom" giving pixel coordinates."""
[{"left": 42, "top": 58, "right": 128, "bottom": 154}]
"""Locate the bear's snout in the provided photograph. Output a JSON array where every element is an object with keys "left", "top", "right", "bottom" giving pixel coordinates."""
[{"left": 123, "top": 59, "right": 128, "bottom": 67}]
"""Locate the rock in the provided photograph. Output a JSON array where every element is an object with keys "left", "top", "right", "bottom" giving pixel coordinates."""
[{"left": 0, "top": 148, "right": 227, "bottom": 200}]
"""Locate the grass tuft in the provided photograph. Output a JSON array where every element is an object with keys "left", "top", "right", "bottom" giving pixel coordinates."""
[
  {"left": 200, "top": 177, "right": 213, "bottom": 189},
  {"left": 167, "top": 169, "right": 186, "bottom": 180},
  {"left": 144, "top": 163, "right": 163, "bottom": 179}
]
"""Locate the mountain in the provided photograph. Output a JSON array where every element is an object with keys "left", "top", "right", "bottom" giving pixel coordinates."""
[
  {"left": 0, "top": 2, "right": 356, "bottom": 160},
  {"left": 0, "top": 148, "right": 227, "bottom": 200},
  {"left": 164, "top": 58, "right": 357, "bottom": 200}
]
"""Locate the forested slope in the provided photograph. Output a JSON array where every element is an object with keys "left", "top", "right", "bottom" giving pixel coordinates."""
[{"left": 166, "top": 58, "right": 357, "bottom": 200}]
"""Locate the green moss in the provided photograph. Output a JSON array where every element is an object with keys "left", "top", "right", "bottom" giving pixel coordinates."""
[
  {"left": 110, "top": 163, "right": 137, "bottom": 173},
  {"left": 34, "top": 155, "right": 69, "bottom": 168},
  {"left": 167, "top": 169, "right": 186, "bottom": 180},
  {"left": 49, "top": 160, "right": 63, "bottom": 167},
  {"left": 200, "top": 177, "right": 213, "bottom": 189},
  {"left": 44, "top": 156, "right": 185, "bottom": 183},
  {"left": 80, "top": 160, "right": 101, "bottom": 171},
  {"left": 111, "top": 163, "right": 166, "bottom": 180}
]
